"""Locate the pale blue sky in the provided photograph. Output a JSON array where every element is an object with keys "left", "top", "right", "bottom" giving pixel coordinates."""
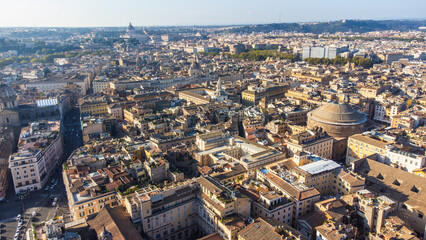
[{"left": 0, "top": 0, "right": 425, "bottom": 27}]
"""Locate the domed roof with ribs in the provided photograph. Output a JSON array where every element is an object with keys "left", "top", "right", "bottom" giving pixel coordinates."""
[{"left": 308, "top": 102, "right": 366, "bottom": 126}]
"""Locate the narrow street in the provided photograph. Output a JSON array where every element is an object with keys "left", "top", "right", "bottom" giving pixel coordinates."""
[{"left": 0, "top": 108, "right": 82, "bottom": 240}]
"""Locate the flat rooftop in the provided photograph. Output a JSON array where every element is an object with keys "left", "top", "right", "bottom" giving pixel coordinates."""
[{"left": 298, "top": 160, "right": 341, "bottom": 175}]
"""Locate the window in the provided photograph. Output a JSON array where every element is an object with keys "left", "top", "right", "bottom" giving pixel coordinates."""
[
  {"left": 377, "top": 174, "right": 384, "bottom": 180},
  {"left": 411, "top": 186, "right": 420, "bottom": 193},
  {"left": 419, "top": 213, "right": 424, "bottom": 219},
  {"left": 392, "top": 180, "right": 401, "bottom": 186}
]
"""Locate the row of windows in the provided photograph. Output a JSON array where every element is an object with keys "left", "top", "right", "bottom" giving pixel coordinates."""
[{"left": 16, "top": 179, "right": 37, "bottom": 186}]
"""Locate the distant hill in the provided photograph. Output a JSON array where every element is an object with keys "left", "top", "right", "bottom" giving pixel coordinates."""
[{"left": 224, "top": 20, "right": 426, "bottom": 34}]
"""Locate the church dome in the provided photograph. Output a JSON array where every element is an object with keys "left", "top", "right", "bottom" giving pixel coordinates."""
[
  {"left": 307, "top": 102, "right": 367, "bottom": 139},
  {"left": 308, "top": 102, "right": 366, "bottom": 125},
  {"left": 0, "top": 84, "right": 16, "bottom": 100},
  {"left": 190, "top": 61, "right": 201, "bottom": 70},
  {"left": 0, "top": 84, "right": 18, "bottom": 110},
  {"left": 127, "top": 22, "right": 135, "bottom": 32}
]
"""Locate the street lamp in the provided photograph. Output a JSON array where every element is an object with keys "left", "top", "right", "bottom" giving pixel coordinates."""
[{"left": 18, "top": 191, "right": 29, "bottom": 214}]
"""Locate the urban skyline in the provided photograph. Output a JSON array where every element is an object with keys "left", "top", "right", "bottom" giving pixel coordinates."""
[{"left": 0, "top": 2, "right": 425, "bottom": 240}]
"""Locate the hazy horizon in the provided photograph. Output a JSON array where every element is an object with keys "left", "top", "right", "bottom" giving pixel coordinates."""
[
  {"left": 0, "top": 18, "right": 425, "bottom": 29},
  {"left": 0, "top": 0, "right": 425, "bottom": 28}
]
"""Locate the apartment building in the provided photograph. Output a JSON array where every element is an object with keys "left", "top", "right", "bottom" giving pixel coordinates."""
[
  {"left": 354, "top": 190, "right": 396, "bottom": 234},
  {"left": 238, "top": 185, "right": 294, "bottom": 226},
  {"left": 346, "top": 131, "right": 396, "bottom": 165},
  {"left": 9, "top": 121, "right": 63, "bottom": 193},
  {"left": 384, "top": 146, "right": 426, "bottom": 173},
  {"left": 374, "top": 100, "right": 409, "bottom": 124},
  {"left": 257, "top": 170, "right": 320, "bottom": 224},
  {"left": 79, "top": 98, "right": 108, "bottom": 116},
  {"left": 285, "top": 89, "right": 311, "bottom": 102},
  {"left": 265, "top": 120, "right": 287, "bottom": 135},
  {"left": 107, "top": 103, "right": 123, "bottom": 120},
  {"left": 294, "top": 160, "right": 341, "bottom": 195},
  {"left": 284, "top": 109, "right": 309, "bottom": 125},
  {"left": 374, "top": 103, "right": 391, "bottom": 123},
  {"left": 92, "top": 79, "right": 111, "bottom": 94},
  {"left": 358, "top": 85, "right": 391, "bottom": 99},
  {"left": 63, "top": 165, "right": 119, "bottom": 221},
  {"left": 123, "top": 177, "right": 250, "bottom": 240},
  {"left": 333, "top": 169, "right": 365, "bottom": 195},
  {"left": 287, "top": 130, "right": 334, "bottom": 160},
  {"left": 144, "top": 157, "right": 169, "bottom": 183},
  {"left": 241, "top": 84, "right": 289, "bottom": 106}
]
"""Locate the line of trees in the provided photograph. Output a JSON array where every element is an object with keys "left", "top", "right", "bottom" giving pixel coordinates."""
[
  {"left": 0, "top": 39, "right": 79, "bottom": 55},
  {"left": 0, "top": 50, "right": 112, "bottom": 68},
  {"left": 231, "top": 49, "right": 298, "bottom": 62}
]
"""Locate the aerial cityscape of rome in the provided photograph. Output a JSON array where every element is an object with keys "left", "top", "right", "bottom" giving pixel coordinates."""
[{"left": 0, "top": 1, "right": 425, "bottom": 240}]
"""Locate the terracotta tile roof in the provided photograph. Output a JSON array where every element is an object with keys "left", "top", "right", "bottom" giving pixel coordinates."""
[
  {"left": 197, "top": 233, "right": 224, "bottom": 240},
  {"left": 353, "top": 157, "right": 426, "bottom": 213},
  {"left": 299, "top": 188, "right": 321, "bottom": 200},
  {"left": 238, "top": 218, "right": 282, "bottom": 240},
  {"left": 88, "top": 206, "right": 143, "bottom": 240},
  {"left": 349, "top": 134, "right": 392, "bottom": 149},
  {"left": 298, "top": 212, "right": 327, "bottom": 228}
]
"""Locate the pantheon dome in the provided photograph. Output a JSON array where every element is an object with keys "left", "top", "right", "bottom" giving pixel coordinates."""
[
  {"left": 0, "top": 84, "right": 18, "bottom": 110},
  {"left": 307, "top": 102, "right": 367, "bottom": 138}
]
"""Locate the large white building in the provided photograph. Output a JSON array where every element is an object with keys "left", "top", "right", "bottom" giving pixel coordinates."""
[
  {"left": 302, "top": 45, "right": 349, "bottom": 59},
  {"left": 26, "top": 74, "right": 90, "bottom": 95},
  {"left": 383, "top": 146, "right": 426, "bottom": 173}
]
